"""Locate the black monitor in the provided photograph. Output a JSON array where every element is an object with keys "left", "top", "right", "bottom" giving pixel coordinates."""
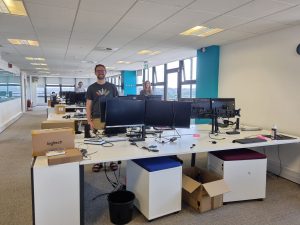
[
  {"left": 105, "top": 98, "right": 145, "bottom": 128},
  {"left": 118, "top": 95, "right": 139, "bottom": 100},
  {"left": 75, "top": 92, "right": 86, "bottom": 105},
  {"left": 61, "top": 91, "right": 76, "bottom": 105},
  {"left": 173, "top": 101, "right": 191, "bottom": 128},
  {"left": 145, "top": 100, "right": 174, "bottom": 128},
  {"left": 211, "top": 98, "right": 235, "bottom": 118},
  {"left": 146, "top": 95, "right": 162, "bottom": 101},
  {"left": 179, "top": 98, "right": 212, "bottom": 119}
]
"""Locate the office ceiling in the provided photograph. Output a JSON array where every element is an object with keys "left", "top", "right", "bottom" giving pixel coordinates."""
[{"left": 0, "top": 0, "right": 299, "bottom": 77}]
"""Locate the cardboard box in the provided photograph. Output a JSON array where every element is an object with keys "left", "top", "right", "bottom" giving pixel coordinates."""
[
  {"left": 32, "top": 128, "right": 75, "bottom": 156},
  {"left": 182, "top": 167, "right": 230, "bottom": 213},
  {"left": 55, "top": 104, "right": 66, "bottom": 114},
  {"left": 48, "top": 148, "right": 82, "bottom": 165},
  {"left": 41, "top": 120, "right": 75, "bottom": 130}
]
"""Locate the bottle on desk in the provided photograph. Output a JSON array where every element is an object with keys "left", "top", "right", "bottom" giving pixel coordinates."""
[{"left": 271, "top": 125, "right": 277, "bottom": 140}]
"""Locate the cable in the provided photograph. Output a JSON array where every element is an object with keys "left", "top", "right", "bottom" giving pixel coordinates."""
[{"left": 209, "top": 133, "right": 226, "bottom": 140}]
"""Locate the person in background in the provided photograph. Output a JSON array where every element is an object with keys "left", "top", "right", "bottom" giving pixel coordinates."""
[
  {"left": 86, "top": 64, "right": 119, "bottom": 172},
  {"left": 140, "top": 80, "right": 152, "bottom": 96},
  {"left": 75, "top": 81, "right": 86, "bottom": 93}
]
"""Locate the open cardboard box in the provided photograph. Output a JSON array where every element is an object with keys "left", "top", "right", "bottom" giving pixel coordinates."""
[
  {"left": 41, "top": 120, "right": 75, "bottom": 130},
  {"left": 32, "top": 128, "right": 75, "bottom": 156},
  {"left": 48, "top": 148, "right": 82, "bottom": 165},
  {"left": 182, "top": 167, "right": 230, "bottom": 213},
  {"left": 54, "top": 104, "right": 66, "bottom": 114}
]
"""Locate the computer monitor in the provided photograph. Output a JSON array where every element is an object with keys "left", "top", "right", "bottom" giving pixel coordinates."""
[
  {"left": 118, "top": 95, "right": 139, "bottom": 100},
  {"left": 173, "top": 101, "right": 191, "bottom": 128},
  {"left": 211, "top": 98, "right": 235, "bottom": 118},
  {"left": 75, "top": 92, "right": 86, "bottom": 105},
  {"left": 146, "top": 95, "right": 162, "bottom": 101},
  {"left": 105, "top": 98, "right": 145, "bottom": 128},
  {"left": 179, "top": 98, "right": 212, "bottom": 119},
  {"left": 61, "top": 91, "right": 76, "bottom": 105},
  {"left": 145, "top": 100, "right": 174, "bottom": 128}
]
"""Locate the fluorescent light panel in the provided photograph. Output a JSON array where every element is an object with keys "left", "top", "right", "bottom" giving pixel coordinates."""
[
  {"left": 180, "top": 26, "right": 223, "bottom": 37},
  {"left": 35, "top": 67, "right": 48, "bottom": 70},
  {"left": 138, "top": 50, "right": 161, "bottom": 55},
  {"left": 25, "top": 57, "right": 45, "bottom": 61},
  {"left": 0, "top": 0, "right": 27, "bottom": 16},
  {"left": 8, "top": 39, "right": 39, "bottom": 46},
  {"left": 30, "top": 63, "right": 47, "bottom": 66},
  {"left": 117, "top": 61, "right": 131, "bottom": 64}
]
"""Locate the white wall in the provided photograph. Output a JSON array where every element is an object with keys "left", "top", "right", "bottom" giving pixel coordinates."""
[
  {"left": 0, "top": 58, "right": 23, "bottom": 133},
  {"left": 219, "top": 25, "right": 300, "bottom": 183},
  {"left": 0, "top": 98, "right": 22, "bottom": 133}
]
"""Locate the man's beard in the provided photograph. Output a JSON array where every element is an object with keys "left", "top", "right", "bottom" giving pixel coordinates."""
[{"left": 97, "top": 74, "right": 105, "bottom": 80}]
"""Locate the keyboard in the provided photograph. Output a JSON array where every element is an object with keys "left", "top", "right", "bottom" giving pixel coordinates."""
[
  {"left": 102, "top": 136, "right": 128, "bottom": 142},
  {"left": 233, "top": 137, "right": 267, "bottom": 144}
]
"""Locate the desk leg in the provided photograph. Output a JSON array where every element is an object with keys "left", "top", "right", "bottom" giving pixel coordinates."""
[
  {"left": 80, "top": 165, "right": 84, "bottom": 225},
  {"left": 191, "top": 153, "right": 196, "bottom": 167}
]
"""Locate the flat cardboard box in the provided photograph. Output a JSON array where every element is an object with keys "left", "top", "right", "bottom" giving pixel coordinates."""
[
  {"left": 48, "top": 148, "right": 82, "bottom": 165},
  {"left": 55, "top": 104, "right": 66, "bottom": 114},
  {"left": 32, "top": 128, "right": 75, "bottom": 156},
  {"left": 182, "top": 167, "right": 230, "bottom": 213},
  {"left": 41, "top": 120, "right": 75, "bottom": 130}
]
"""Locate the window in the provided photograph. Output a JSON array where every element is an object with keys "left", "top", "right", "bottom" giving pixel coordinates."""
[
  {"left": 0, "top": 70, "right": 21, "bottom": 102},
  {"left": 167, "top": 60, "right": 179, "bottom": 70},
  {"left": 154, "top": 65, "right": 164, "bottom": 83}
]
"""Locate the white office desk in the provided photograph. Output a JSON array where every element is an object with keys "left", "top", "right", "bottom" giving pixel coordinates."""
[
  {"left": 78, "top": 125, "right": 300, "bottom": 165},
  {"left": 47, "top": 112, "right": 87, "bottom": 122},
  {"left": 31, "top": 125, "right": 300, "bottom": 225}
]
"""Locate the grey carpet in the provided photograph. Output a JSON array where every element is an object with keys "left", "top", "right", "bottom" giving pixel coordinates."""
[{"left": 0, "top": 107, "right": 299, "bottom": 225}]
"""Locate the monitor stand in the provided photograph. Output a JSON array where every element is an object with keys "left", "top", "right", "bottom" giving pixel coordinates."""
[{"left": 129, "top": 126, "right": 145, "bottom": 142}]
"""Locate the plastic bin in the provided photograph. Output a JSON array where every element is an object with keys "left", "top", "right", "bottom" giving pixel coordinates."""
[{"left": 107, "top": 191, "right": 135, "bottom": 225}]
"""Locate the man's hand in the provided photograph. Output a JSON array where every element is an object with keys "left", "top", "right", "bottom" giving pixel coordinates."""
[{"left": 88, "top": 120, "right": 95, "bottom": 130}]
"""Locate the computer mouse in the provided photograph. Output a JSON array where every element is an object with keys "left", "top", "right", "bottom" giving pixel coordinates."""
[{"left": 211, "top": 141, "right": 217, "bottom": 144}]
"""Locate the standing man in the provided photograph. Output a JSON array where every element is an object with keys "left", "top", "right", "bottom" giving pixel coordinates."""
[
  {"left": 75, "top": 81, "right": 86, "bottom": 93},
  {"left": 86, "top": 64, "right": 118, "bottom": 130},
  {"left": 86, "top": 64, "right": 119, "bottom": 172}
]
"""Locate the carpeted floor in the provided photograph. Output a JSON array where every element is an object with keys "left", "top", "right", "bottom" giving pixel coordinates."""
[{"left": 0, "top": 107, "right": 299, "bottom": 225}]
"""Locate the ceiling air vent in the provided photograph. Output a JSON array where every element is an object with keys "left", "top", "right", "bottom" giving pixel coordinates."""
[{"left": 93, "top": 46, "right": 118, "bottom": 52}]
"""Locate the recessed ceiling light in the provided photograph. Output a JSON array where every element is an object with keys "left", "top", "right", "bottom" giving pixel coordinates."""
[
  {"left": 180, "top": 26, "right": 223, "bottom": 37},
  {"left": 81, "top": 60, "right": 98, "bottom": 64},
  {"left": 0, "top": 0, "right": 27, "bottom": 16},
  {"left": 25, "top": 57, "right": 45, "bottom": 61},
  {"left": 35, "top": 68, "right": 48, "bottom": 70},
  {"left": 117, "top": 61, "right": 131, "bottom": 64},
  {"left": 30, "top": 63, "right": 47, "bottom": 66},
  {"left": 106, "top": 66, "right": 115, "bottom": 70},
  {"left": 38, "top": 71, "right": 50, "bottom": 74},
  {"left": 8, "top": 39, "right": 39, "bottom": 46},
  {"left": 138, "top": 50, "right": 161, "bottom": 56}
]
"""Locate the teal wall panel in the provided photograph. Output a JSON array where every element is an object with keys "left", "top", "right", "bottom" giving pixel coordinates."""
[
  {"left": 122, "top": 70, "right": 136, "bottom": 95},
  {"left": 196, "top": 45, "right": 220, "bottom": 124}
]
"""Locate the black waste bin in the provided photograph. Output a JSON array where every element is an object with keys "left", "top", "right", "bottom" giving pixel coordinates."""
[{"left": 108, "top": 190, "right": 135, "bottom": 225}]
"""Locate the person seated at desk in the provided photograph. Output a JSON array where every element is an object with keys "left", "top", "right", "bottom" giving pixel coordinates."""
[
  {"left": 86, "top": 64, "right": 119, "bottom": 172},
  {"left": 139, "top": 80, "right": 152, "bottom": 96}
]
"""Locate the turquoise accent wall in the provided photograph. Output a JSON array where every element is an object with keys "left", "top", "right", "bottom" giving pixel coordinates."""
[
  {"left": 196, "top": 45, "right": 220, "bottom": 123},
  {"left": 122, "top": 70, "right": 136, "bottom": 95}
]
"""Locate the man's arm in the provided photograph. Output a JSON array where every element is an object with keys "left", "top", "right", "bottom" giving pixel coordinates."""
[{"left": 86, "top": 99, "right": 94, "bottom": 129}]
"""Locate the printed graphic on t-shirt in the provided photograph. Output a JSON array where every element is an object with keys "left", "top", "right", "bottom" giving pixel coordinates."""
[{"left": 96, "top": 88, "right": 110, "bottom": 96}]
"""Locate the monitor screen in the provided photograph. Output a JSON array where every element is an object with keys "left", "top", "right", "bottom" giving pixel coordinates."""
[
  {"left": 145, "top": 100, "right": 173, "bottom": 127},
  {"left": 118, "top": 95, "right": 139, "bottom": 100},
  {"left": 105, "top": 98, "right": 145, "bottom": 128},
  {"left": 173, "top": 101, "right": 191, "bottom": 128},
  {"left": 61, "top": 91, "right": 76, "bottom": 105},
  {"left": 211, "top": 98, "right": 235, "bottom": 118},
  {"left": 179, "top": 98, "right": 211, "bottom": 119},
  {"left": 75, "top": 92, "right": 86, "bottom": 105}
]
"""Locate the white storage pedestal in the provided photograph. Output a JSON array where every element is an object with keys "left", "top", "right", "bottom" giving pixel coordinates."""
[
  {"left": 208, "top": 149, "right": 267, "bottom": 203},
  {"left": 126, "top": 158, "right": 182, "bottom": 220}
]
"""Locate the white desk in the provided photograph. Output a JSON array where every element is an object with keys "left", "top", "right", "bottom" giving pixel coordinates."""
[
  {"left": 31, "top": 125, "right": 300, "bottom": 225},
  {"left": 47, "top": 112, "right": 87, "bottom": 122}
]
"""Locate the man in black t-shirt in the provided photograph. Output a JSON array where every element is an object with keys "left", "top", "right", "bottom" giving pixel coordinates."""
[
  {"left": 86, "top": 64, "right": 119, "bottom": 129},
  {"left": 86, "top": 64, "right": 119, "bottom": 172}
]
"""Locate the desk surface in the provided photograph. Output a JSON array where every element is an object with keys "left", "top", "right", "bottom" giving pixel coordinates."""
[
  {"left": 47, "top": 112, "right": 87, "bottom": 121},
  {"left": 75, "top": 125, "right": 300, "bottom": 165}
]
